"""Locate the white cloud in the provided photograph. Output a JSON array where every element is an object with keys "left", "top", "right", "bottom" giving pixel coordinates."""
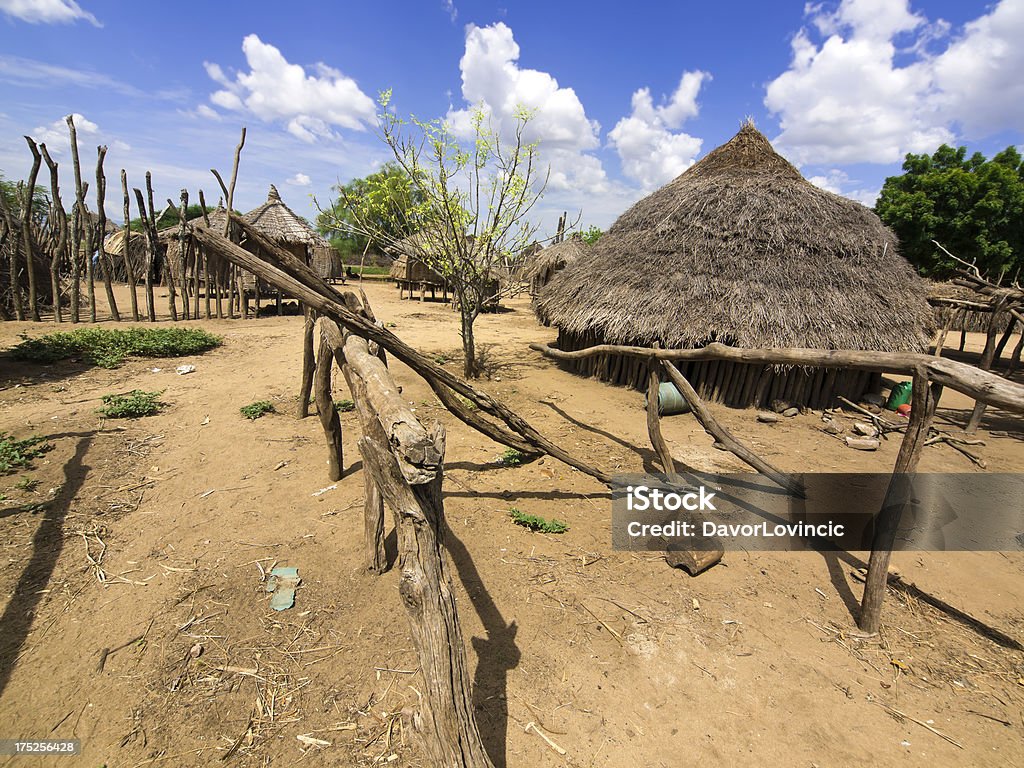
[
  {"left": 286, "top": 172, "right": 311, "bottom": 187},
  {"left": 931, "top": 0, "right": 1024, "bottom": 136},
  {"left": 807, "top": 168, "right": 879, "bottom": 206},
  {"left": 32, "top": 112, "right": 98, "bottom": 150},
  {"left": 608, "top": 71, "right": 708, "bottom": 189},
  {"left": 447, "top": 22, "right": 607, "bottom": 193},
  {"left": 0, "top": 0, "right": 100, "bottom": 26},
  {"left": 442, "top": 0, "right": 456, "bottom": 22},
  {"left": 202, "top": 34, "right": 376, "bottom": 137},
  {"left": 766, "top": 0, "right": 1024, "bottom": 166}
]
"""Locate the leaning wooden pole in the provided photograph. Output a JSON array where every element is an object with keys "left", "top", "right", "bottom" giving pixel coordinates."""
[
  {"left": 965, "top": 297, "right": 1008, "bottom": 433},
  {"left": 661, "top": 360, "right": 805, "bottom": 497},
  {"left": 858, "top": 368, "right": 942, "bottom": 635},
  {"left": 192, "top": 219, "right": 612, "bottom": 484},
  {"left": 647, "top": 359, "right": 724, "bottom": 575}
]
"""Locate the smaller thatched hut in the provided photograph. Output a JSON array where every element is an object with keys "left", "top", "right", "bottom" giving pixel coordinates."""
[
  {"left": 529, "top": 236, "right": 587, "bottom": 299},
  {"left": 388, "top": 233, "right": 448, "bottom": 300}
]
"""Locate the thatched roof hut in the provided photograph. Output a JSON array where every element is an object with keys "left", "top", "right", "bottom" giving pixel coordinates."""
[
  {"left": 103, "top": 229, "right": 151, "bottom": 282},
  {"left": 529, "top": 236, "right": 587, "bottom": 301},
  {"left": 244, "top": 185, "right": 327, "bottom": 249},
  {"left": 537, "top": 122, "right": 934, "bottom": 408},
  {"left": 388, "top": 233, "right": 446, "bottom": 286}
]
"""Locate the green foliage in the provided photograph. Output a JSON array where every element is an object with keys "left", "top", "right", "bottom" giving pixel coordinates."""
[
  {"left": 15, "top": 476, "right": 39, "bottom": 492},
  {"left": 509, "top": 508, "right": 568, "bottom": 534},
  {"left": 876, "top": 144, "right": 1024, "bottom": 278},
  {"left": 11, "top": 327, "right": 221, "bottom": 368},
  {"left": 240, "top": 400, "right": 275, "bottom": 420},
  {"left": 98, "top": 390, "right": 165, "bottom": 419},
  {"left": 0, "top": 433, "right": 52, "bottom": 475},
  {"left": 317, "top": 162, "right": 425, "bottom": 255},
  {"left": 498, "top": 448, "right": 523, "bottom": 467},
  {"left": 334, "top": 398, "right": 355, "bottom": 413},
  {"left": 580, "top": 225, "right": 603, "bottom": 245}
]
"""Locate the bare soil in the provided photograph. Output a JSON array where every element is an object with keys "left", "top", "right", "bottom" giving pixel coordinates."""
[{"left": 0, "top": 281, "right": 1021, "bottom": 768}]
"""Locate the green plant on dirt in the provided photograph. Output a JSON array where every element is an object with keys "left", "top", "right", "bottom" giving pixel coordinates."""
[
  {"left": 0, "top": 433, "right": 53, "bottom": 475},
  {"left": 433, "top": 353, "right": 450, "bottom": 365},
  {"left": 15, "top": 476, "right": 39, "bottom": 492},
  {"left": 498, "top": 448, "right": 523, "bottom": 467},
  {"left": 11, "top": 327, "right": 222, "bottom": 369},
  {"left": 457, "top": 395, "right": 477, "bottom": 411},
  {"left": 334, "top": 398, "right": 355, "bottom": 412},
  {"left": 240, "top": 400, "right": 275, "bottom": 420},
  {"left": 510, "top": 508, "right": 568, "bottom": 534},
  {"left": 98, "top": 390, "right": 166, "bottom": 419}
]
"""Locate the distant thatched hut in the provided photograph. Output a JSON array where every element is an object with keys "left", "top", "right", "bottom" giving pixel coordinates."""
[
  {"left": 242, "top": 185, "right": 330, "bottom": 301},
  {"left": 530, "top": 237, "right": 587, "bottom": 305},
  {"left": 537, "top": 123, "right": 934, "bottom": 409},
  {"left": 388, "top": 233, "right": 448, "bottom": 300},
  {"left": 103, "top": 229, "right": 149, "bottom": 283}
]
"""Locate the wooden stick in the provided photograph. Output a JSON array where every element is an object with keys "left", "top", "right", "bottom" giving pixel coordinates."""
[
  {"left": 297, "top": 307, "right": 316, "bottom": 418},
  {"left": 858, "top": 369, "right": 942, "bottom": 635},
  {"left": 94, "top": 146, "right": 120, "bottom": 321},
  {"left": 661, "top": 360, "right": 805, "bottom": 498},
  {"left": 21, "top": 137, "right": 42, "bottom": 321},
  {"left": 530, "top": 341, "right": 1024, "bottom": 415},
  {"left": 313, "top": 324, "right": 343, "bottom": 481},
  {"left": 194, "top": 219, "right": 612, "bottom": 484},
  {"left": 40, "top": 144, "right": 67, "bottom": 323},
  {"left": 119, "top": 170, "right": 139, "bottom": 320},
  {"left": 966, "top": 297, "right": 1007, "bottom": 433},
  {"left": 66, "top": 117, "right": 95, "bottom": 322}
]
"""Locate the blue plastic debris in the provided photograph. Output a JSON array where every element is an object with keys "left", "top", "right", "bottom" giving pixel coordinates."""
[{"left": 265, "top": 566, "right": 300, "bottom": 611}]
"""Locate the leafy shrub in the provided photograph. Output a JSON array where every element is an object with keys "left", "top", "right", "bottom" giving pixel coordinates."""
[
  {"left": 498, "top": 448, "right": 523, "bottom": 467},
  {"left": 98, "top": 390, "right": 166, "bottom": 418},
  {"left": 240, "top": 400, "right": 275, "bottom": 420},
  {"left": 0, "top": 433, "right": 53, "bottom": 475},
  {"left": 12, "top": 327, "right": 221, "bottom": 369},
  {"left": 334, "top": 399, "right": 355, "bottom": 413},
  {"left": 510, "top": 508, "right": 568, "bottom": 534}
]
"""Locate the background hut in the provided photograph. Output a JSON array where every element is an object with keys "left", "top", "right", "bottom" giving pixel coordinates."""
[
  {"left": 388, "top": 233, "right": 448, "bottom": 300},
  {"left": 242, "top": 185, "right": 330, "bottom": 304},
  {"left": 529, "top": 236, "right": 587, "bottom": 310},
  {"left": 537, "top": 122, "right": 934, "bottom": 409},
  {"left": 103, "top": 229, "right": 155, "bottom": 283}
]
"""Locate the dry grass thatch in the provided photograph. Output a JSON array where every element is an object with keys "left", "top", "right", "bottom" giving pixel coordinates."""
[
  {"left": 537, "top": 122, "right": 934, "bottom": 353},
  {"left": 243, "top": 185, "right": 327, "bottom": 247},
  {"left": 530, "top": 238, "right": 587, "bottom": 288},
  {"left": 388, "top": 233, "right": 446, "bottom": 284}
]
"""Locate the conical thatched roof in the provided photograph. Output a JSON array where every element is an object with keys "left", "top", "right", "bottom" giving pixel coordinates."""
[
  {"left": 529, "top": 237, "right": 587, "bottom": 281},
  {"left": 243, "top": 184, "right": 327, "bottom": 246},
  {"left": 538, "top": 123, "right": 933, "bottom": 352}
]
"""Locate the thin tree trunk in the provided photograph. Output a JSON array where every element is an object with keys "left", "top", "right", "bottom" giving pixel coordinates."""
[
  {"left": 297, "top": 307, "right": 316, "bottom": 417},
  {"left": 66, "top": 116, "right": 96, "bottom": 322},
  {"left": 966, "top": 299, "right": 1008, "bottom": 433},
  {"left": 133, "top": 188, "right": 156, "bottom": 321},
  {"left": 21, "top": 137, "right": 42, "bottom": 321},
  {"left": 94, "top": 146, "right": 120, "bottom": 321},
  {"left": 313, "top": 327, "right": 343, "bottom": 481},
  {"left": 120, "top": 170, "right": 139, "bottom": 321},
  {"left": 40, "top": 144, "right": 66, "bottom": 323},
  {"left": 178, "top": 190, "right": 190, "bottom": 320},
  {"left": 143, "top": 173, "right": 157, "bottom": 321}
]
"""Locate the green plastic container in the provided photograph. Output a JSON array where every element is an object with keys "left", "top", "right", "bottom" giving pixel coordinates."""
[
  {"left": 645, "top": 382, "right": 692, "bottom": 416},
  {"left": 886, "top": 381, "right": 913, "bottom": 410}
]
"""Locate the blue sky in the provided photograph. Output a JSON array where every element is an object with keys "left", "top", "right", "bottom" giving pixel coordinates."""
[{"left": 0, "top": 0, "right": 1022, "bottom": 235}]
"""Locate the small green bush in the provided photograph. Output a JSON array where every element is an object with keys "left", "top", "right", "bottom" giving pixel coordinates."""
[
  {"left": 498, "top": 448, "right": 523, "bottom": 467},
  {"left": 241, "top": 400, "right": 275, "bottom": 420},
  {"left": 11, "top": 327, "right": 221, "bottom": 369},
  {"left": 0, "top": 433, "right": 53, "bottom": 475},
  {"left": 98, "top": 390, "right": 166, "bottom": 418},
  {"left": 334, "top": 399, "right": 355, "bottom": 413},
  {"left": 510, "top": 508, "right": 568, "bottom": 534}
]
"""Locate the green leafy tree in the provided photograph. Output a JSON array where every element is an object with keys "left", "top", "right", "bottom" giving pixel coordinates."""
[
  {"left": 321, "top": 93, "right": 547, "bottom": 378},
  {"left": 316, "top": 162, "right": 424, "bottom": 257},
  {"left": 580, "top": 225, "right": 603, "bottom": 245},
  {"left": 875, "top": 144, "right": 1024, "bottom": 278}
]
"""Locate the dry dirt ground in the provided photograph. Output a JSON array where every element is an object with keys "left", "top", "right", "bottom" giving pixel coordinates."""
[{"left": 0, "top": 281, "right": 1022, "bottom": 768}]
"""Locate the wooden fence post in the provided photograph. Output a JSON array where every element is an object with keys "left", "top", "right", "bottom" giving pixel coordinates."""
[
  {"left": 313, "top": 324, "right": 343, "bottom": 481},
  {"left": 858, "top": 368, "right": 942, "bottom": 635}
]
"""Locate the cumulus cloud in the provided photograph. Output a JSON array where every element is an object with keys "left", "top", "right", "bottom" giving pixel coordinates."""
[
  {"left": 807, "top": 168, "right": 879, "bottom": 206},
  {"left": 0, "top": 0, "right": 100, "bottom": 26},
  {"left": 608, "top": 71, "right": 708, "bottom": 189},
  {"left": 202, "top": 34, "right": 376, "bottom": 140},
  {"left": 286, "top": 172, "right": 311, "bottom": 187},
  {"left": 28, "top": 113, "right": 131, "bottom": 163},
  {"left": 447, "top": 22, "right": 606, "bottom": 193},
  {"left": 765, "top": 0, "right": 1024, "bottom": 167}
]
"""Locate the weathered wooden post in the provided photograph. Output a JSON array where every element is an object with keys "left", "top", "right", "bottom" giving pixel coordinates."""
[
  {"left": 312, "top": 322, "right": 344, "bottom": 481},
  {"left": 21, "top": 137, "right": 42, "bottom": 321},
  {"left": 119, "top": 170, "right": 140, "bottom": 321},
  {"left": 40, "top": 144, "right": 66, "bottom": 323},
  {"left": 95, "top": 146, "right": 120, "bottom": 321},
  {"left": 966, "top": 297, "right": 1008, "bottom": 433},
  {"left": 67, "top": 116, "right": 96, "bottom": 322},
  {"left": 858, "top": 367, "right": 942, "bottom": 634}
]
